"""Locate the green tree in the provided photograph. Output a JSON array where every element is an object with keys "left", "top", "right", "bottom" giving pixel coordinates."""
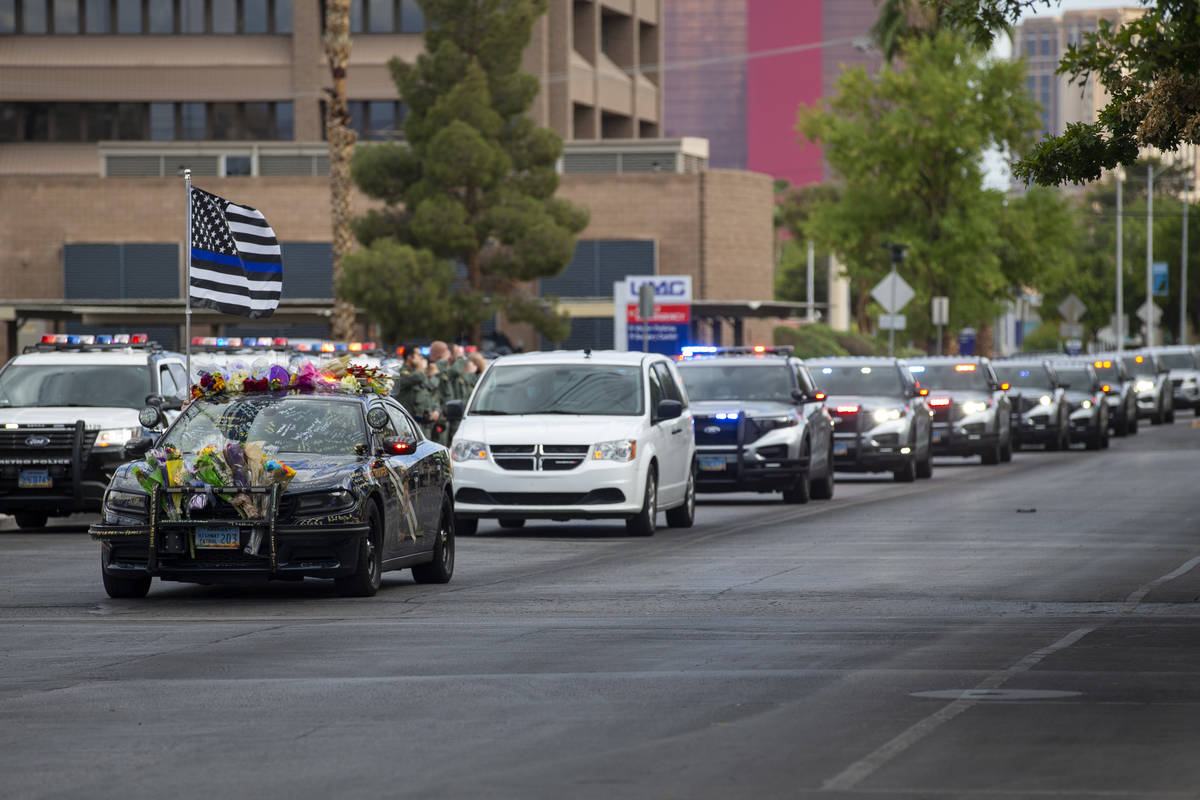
[
  {"left": 351, "top": 0, "right": 589, "bottom": 346},
  {"left": 941, "top": 0, "right": 1200, "bottom": 185},
  {"left": 796, "top": 31, "right": 1046, "bottom": 351}
]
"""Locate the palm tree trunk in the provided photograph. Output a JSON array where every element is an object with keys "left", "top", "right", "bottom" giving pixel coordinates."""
[{"left": 324, "top": 0, "right": 357, "bottom": 341}]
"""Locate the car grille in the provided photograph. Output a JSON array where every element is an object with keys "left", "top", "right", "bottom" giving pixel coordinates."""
[
  {"left": 693, "top": 415, "right": 768, "bottom": 446},
  {"left": 932, "top": 406, "right": 953, "bottom": 423},
  {"left": 1011, "top": 395, "right": 1040, "bottom": 414},
  {"left": 1172, "top": 378, "right": 1184, "bottom": 388},
  {"left": 492, "top": 444, "right": 589, "bottom": 471},
  {"left": 831, "top": 411, "right": 860, "bottom": 430},
  {"left": 455, "top": 488, "right": 625, "bottom": 505},
  {"left": 0, "top": 423, "right": 98, "bottom": 466}
]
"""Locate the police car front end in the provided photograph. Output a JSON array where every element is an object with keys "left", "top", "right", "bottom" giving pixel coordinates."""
[
  {"left": 690, "top": 405, "right": 808, "bottom": 492},
  {"left": 828, "top": 400, "right": 914, "bottom": 470}
]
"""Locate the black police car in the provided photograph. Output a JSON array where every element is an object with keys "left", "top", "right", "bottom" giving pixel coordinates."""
[{"left": 908, "top": 357, "right": 1013, "bottom": 465}]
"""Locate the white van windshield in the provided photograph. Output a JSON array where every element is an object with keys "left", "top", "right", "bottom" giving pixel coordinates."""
[{"left": 470, "top": 364, "right": 644, "bottom": 416}]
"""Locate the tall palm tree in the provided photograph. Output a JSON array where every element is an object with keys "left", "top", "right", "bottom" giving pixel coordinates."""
[{"left": 324, "top": 0, "right": 357, "bottom": 341}]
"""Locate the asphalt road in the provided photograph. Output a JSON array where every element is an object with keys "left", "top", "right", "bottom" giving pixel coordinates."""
[{"left": 2, "top": 420, "right": 1200, "bottom": 799}]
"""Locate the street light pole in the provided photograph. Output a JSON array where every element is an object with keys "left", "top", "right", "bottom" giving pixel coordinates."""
[
  {"left": 1147, "top": 163, "right": 1155, "bottom": 347},
  {"left": 1116, "top": 166, "right": 1124, "bottom": 352},
  {"left": 1182, "top": 163, "right": 1190, "bottom": 346}
]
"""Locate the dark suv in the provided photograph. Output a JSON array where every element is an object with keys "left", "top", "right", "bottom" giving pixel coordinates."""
[
  {"left": 909, "top": 357, "right": 1012, "bottom": 464},
  {"left": 992, "top": 359, "right": 1069, "bottom": 451},
  {"left": 676, "top": 346, "right": 835, "bottom": 503},
  {"left": 805, "top": 357, "right": 933, "bottom": 483}
]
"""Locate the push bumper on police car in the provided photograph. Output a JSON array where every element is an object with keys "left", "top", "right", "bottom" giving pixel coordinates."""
[
  {"left": 691, "top": 411, "right": 808, "bottom": 492},
  {"left": 829, "top": 406, "right": 914, "bottom": 472},
  {"left": 0, "top": 421, "right": 132, "bottom": 517}
]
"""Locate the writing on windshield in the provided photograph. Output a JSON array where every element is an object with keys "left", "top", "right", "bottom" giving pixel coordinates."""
[
  {"left": 163, "top": 397, "right": 365, "bottom": 456},
  {"left": 471, "top": 364, "right": 643, "bottom": 416},
  {"left": 812, "top": 365, "right": 903, "bottom": 396},
  {"left": 678, "top": 364, "right": 793, "bottom": 402},
  {"left": 0, "top": 364, "right": 152, "bottom": 409}
]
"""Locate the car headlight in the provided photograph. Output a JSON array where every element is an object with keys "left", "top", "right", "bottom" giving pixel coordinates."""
[
  {"left": 872, "top": 408, "right": 903, "bottom": 424},
  {"left": 1039, "top": 395, "right": 1053, "bottom": 406},
  {"left": 593, "top": 439, "right": 637, "bottom": 461},
  {"left": 451, "top": 440, "right": 488, "bottom": 462},
  {"left": 293, "top": 489, "right": 355, "bottom": 516},
  {"left": 961, "top": 401, "right": 988, "bottom": 415},
  {"left": 95, "top": 427, "right": 139, "bottom": 448},
  {"left": 1135, "top": 380, "right": 1156, "bottom": 393},
  {"left": 103, "top": 488, "right": 148, "bottom": 521},
  {"left": 1080, "top": 400, "right": 1092, "bottom": 409},
  {"left": 754, "top": 414, "right": 799, "bottom": 431}
]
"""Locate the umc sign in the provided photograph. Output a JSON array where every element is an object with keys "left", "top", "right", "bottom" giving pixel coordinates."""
[{"left": 613, "top": 276, "right": 692, "bottom": 354}]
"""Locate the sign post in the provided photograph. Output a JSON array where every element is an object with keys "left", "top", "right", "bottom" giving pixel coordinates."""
[
  {"left": 872, "top": 244, "right": 912, "bottom": 357},
  {"left": 637, "top": 283, "right": 655, "bottom": 353},
  {"left": 931, "top": 296, "right": 949, "bottom": 355},
  {"left": 1152, "top": 261, "right": 1169, "bottom": 297}
]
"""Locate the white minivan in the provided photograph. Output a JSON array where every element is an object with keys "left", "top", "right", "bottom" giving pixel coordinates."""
[{"left": 445, "top": 350, "right": 696, "bottom": 536}]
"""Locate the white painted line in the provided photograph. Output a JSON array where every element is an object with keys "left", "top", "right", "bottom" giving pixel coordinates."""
[{"left": 1123, "top": 554, "right": 1200, "bottom": 609}]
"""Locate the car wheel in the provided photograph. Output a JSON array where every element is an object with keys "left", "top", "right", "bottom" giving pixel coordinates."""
[
  {"left": 999, "top": 434, "right": 1013, "bottom": 462},
  {"left": 1086, "top": 425, "right": 1102, "bottom": 450},
  {"left": 14, "top": 512, "right": 47, "bottom": 529},
  {"left": 916, "top": 436, "right": 934, "bottom": 479},
  {"left": 100, "top": 551, "right": 151, "bottom": 599},
  {"left": 981, "top": 440, "right": 1001, "bottom": 465},
  {"left": 1152, "top": 403, "right": 1164, "bottom": 425},
  {"left": 1166, "top": 406, "right": 1176, "bottom": 424},
  {"left": 893, "top": 455, "right": 916, "bottom": 483},
  {"left": 782, "top": 443, "right": 811, "bottom": 503},
  {"left": 455, "top": 515, "right": 478, "bottom": 536},
  {"left": 1128, "top": 413, "right": 1139, "bottom": 434},
  {"left": 626, "top": 469, "right": 657, "bottom": 537},
  {"left": 810, "top": 444, "right": 836, "bottom": 499},
  {"left": 665, "top": 466, "right": 696, "bottom": 528},
  {"left": 412, "top": 496, "right": 455, "bottom": 584},
  {"left": 498, "top": 517, "right": 526, "bottom": 529},
  {"left": 1113, "top": 411, "right": 1128, "bottom": 437},
  {"left": 335, "top": 503, "right": 382, "bottom": 597}
]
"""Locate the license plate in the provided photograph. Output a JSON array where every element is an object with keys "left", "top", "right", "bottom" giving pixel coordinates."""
[
  {"left": 697, "top": 456, "right": 726, "bottom": 472},
  {"left": 932, "top": 430, "right": 944, "bottom": 443},
  {"left": 194, "top": 526, "right": 240, "bottom": 549},
  {"left": 18, "top": 469, "right": 52, "bottom": 489},
  {"left": 833, "top": 442, "right": 849, "bottom": 456}
]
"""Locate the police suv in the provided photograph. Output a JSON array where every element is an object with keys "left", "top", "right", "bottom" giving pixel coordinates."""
[
  {"left": 0, "top": 335, "right": 188, "bottom": 528},
  {"left": 675, "top": 346, "right": 835, "bottom": 503}
]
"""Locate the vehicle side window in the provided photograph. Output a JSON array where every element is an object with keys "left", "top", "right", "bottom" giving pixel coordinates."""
[
  {"left": 647, "top": 364, "right": 665, "bottom": 411},
  {"left": 159, "top": 365, "right": 178, "bottom": 399},
  {"left": 795, "top": 363, "right": 815, "bottom": 395},
  {"left": 383, "top": 400, "right": 420, "bottom": 441},
  {"left": 168, "top": 363, "right": 189, "bottom": 396},
  {"left": 986, "top": 365, "right": 1000, "bottom": 388},
  {"left": 653, "top": 363, "right": 684, "bottom": 406}
]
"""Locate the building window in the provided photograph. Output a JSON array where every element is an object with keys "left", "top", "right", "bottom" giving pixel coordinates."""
[
  {"left": 53, "top": 0, "right": 77, "bottom": 33},
  {"left": 224, "top": 155, "right": 252, "bottom": 176},
  {"left": 243, "top": 0, "right": 268, "bottom": 33},
  {"left": 0, "top": 0, "right": 14, "bottom": 34},
  {"left": 276, "top": 100, "right": 293, "bottom": 139},
  {"left": 210, "top": 102, "right": 240, "bottom": 138},
  {"left": 337, "top": 0, "right": 422, "bottom": 34},
  {"left": 149, "top": 102, "right": 175, "bottom": 140},
  {"left": 180, "top": 0, "right": 204, "bottom": 32},
  {"left": 84, "top": 0, "right": 109, "bottom": 32},
  {"left": 400, "top": 0, "right": 422, "bottom": 32},
  {"left": 0, "top": 101, "right": 296, "bottom": 142},
  {"left": 22, "top": 0, "right": 47, "bottom": 33},
  {"left": 1040, "top": 35, "right": 1051, "bottom": 56},
  {"left": 148, "top": 0, "right": 172, "bottom": 33},
  {"left": 274, "top": 0, "right": 291, "bottom": 33},
  {"left": 0, "top": 0, "right": 292, "bottom": 34},
  {"left": 180, "top": 102, "right": 206, "bottom": 139},
  {"left": 347, "top": 100, "right": 406, "bottom": 140},
  {"left": 115, "top": 0, "right": 141, "bottom": 33},
  {"left": 211, "top": 0, "right": 235, "bottom": 32}
]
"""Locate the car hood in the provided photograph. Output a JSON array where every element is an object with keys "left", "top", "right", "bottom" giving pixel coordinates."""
[
  {"left": 0, "top": 406, "right": 141, "bottom": 428},
  {"left": 459, "top": 414, "right": 645, "bottom": 445},
  {"left": 690, "top": 400, "right": 795, "bottom": 417},
  {"left": 923, "top": 390, "right": 991, "bottom": 402},
  {"left": 821, "top": 394, "right": 906, "bottom": 411}
]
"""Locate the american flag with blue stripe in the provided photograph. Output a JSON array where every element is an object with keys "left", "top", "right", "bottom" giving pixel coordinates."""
[{"left": 189, "top": 186, "right": 282, "bottom": 319}]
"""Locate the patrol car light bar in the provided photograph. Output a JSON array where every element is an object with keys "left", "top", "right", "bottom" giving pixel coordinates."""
[
  {"left": 190, "top": 336, "right": 290, "bottom": 348},
  {"left": 679, "top": 345, "right": 794, "bottom": 359},
  {"left": 40, "top": 333, "right": 148, "bottom": 346}
]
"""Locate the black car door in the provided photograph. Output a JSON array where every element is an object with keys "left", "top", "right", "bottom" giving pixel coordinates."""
[
  {"left": 380, "top": 401, "right": 427, "bottom": 557},
  {"left": 367, "top": 401, "right": 411, "bottom": 560}
]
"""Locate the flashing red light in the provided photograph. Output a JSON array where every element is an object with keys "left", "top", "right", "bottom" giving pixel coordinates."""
[
  {"left": 320, "top": 342, "right": 336, "bottom": 353},
  {"left": 349, "top": 342, "right": 364, "bottom": 352},
  {"left": 1000, "top": 382, "right": 1010, "bottom": 391},
  {"left": 273, "top": 337, "right": 289, "bottom": 346},
  {"left": 41, "top": 334, "right": 55, "bottom": 344},
  {"left": 395, "top": 346, "right": 406, "bottom": 356},
  {"left": 753, "top": 345, "right": 766, "bottom": 353},
  {"left": 386, "top": 439, "right": 415, "bottom": 456},
  {"left": 813, "top": 392, "right": 826, "bottom": 402},
  {"left": 191, "top": 336, "right": 205, "bottom": 345},
  {"left": 130, "top": 334, "right": 148, "bottom": 344},
  {"left": 1102, "top": 384, "right": 1111, "bottom": 393},
  {"left": 929, "top": 397, "right": 952, "bottom": 407},
  {"left": 362, "top": 342, "right": 376, "bottom": 350},
  {"left": 835, "top": 405, "right": 860, "bottom": 414},
  {"left": 465, "top": 345, "right": 478, "bottom": 353}
]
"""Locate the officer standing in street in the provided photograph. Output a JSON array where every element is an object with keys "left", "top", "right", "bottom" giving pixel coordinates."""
[{"left": 392, "top": 350, "right": 442, "bottom": 440}]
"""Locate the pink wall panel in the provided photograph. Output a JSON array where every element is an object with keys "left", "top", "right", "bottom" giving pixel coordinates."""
[{"left": 746, "top": 0, "right": 824, "bottom": 186}]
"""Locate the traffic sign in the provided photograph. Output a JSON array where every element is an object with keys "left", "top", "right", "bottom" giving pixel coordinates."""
[
  {"left": 871, "top": 272, "right": 914, "bottom": 313},
  {"left": 931, "top": 296, "right": 949, "bottom": 326},
  {"left": 1059, "top": 322, "right": 1084, "bottom": 339},
  {"left": 1153, "top": 261, "right": 1169, "bottom": 296},
  {"left": 1136, "top": 301, "right": 1162, "bottom": 325},
  {"left": 1058, "top": 294, "right": 1086, "bottom": 323},
  {"left": 878, "top": 313, "right": 906, "bottom": 330}
]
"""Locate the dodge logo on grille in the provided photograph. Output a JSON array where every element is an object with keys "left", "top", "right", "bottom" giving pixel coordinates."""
[{"left": 25, "top": 435, "right": 50, "bottom": 447}]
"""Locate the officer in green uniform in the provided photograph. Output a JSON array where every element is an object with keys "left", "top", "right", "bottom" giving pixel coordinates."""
[
  {"left": 392, "top": 351, "right": 441, "bottom": 441},
  {"left": 428, "top": 341, "right": 468, "bottom": 444}
]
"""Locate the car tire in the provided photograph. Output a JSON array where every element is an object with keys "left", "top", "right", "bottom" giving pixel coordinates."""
[
  {"left": 782, "top": 443, "right": 811, "bottom": 503},
  {"left": 1152, "top": 404, "right": 1164, "bottom": 425},
  {"left": 665, "top": 467, "right": 696, "bottom": 528},
  {"left": 893, "top": 456, "right": 916, "bottom": 483},
  {"left": 14, "top": 512, "right": 48, "bottom": 529},
  {"left": 1128, "top": 413, "right": 1138, "bottom": 434},
  {"left": 1113, "top": 412, "right": 1128, "bottom": 437},
  {"left": 1166, "top": 406, "right": 1176, "bottom": 424},
  {"left": 916, "top": 435, "right": 934, "bottom": 479},
  {"left": 335, "top": 503, "right": 383, "bottom": 597},
  {"left": 626, "top": 469, "right": 657, "bottom": 537},
  {"left": 498, "top": 517, "right": 526, "bottom": 529},
  {"left": 999, "top": 434, "right": 1013, "bottom": 462},
  {"left": 810, "top": 446, "right": 836, "bottom": 499},
  {"left": 412, "top": 496, "right": 455, "bottom": 584},
  {"left": 1086, "top": 426, "right": 1102, "bottom": 450},
  {"left": 455, "top": 515, "right": 478, "bottom": 536},
  {"left": 981, "top": 440, "right": 1001, "bottom": 465},
  {"left": 100, "top": 552, "right": 151, "bottom": 599}
]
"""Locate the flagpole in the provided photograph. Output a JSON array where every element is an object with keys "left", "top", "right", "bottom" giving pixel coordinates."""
[{"left": 184, "top": 168, "right": 192, "bottom": 382}]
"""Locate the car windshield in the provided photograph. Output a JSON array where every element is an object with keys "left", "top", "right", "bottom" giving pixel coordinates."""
[
  {"left": 909, "top": 363, "right": 990, "bottom": 391},
  {"left": 1055, "top": 367, "right": 1093, "bottom": 391},
  {"left": 994, "top": 365, "right": 1054, "bottom": 391},
  {"left": 0, "top": 364, "right": 152, "bottom": 408},
  {"left": 1090, "top": 360, "right": 1123, "bottom": 382},
  {"left": 1157, "top": 352, "right": 1196, "bottom": 370},
  {"left": 812, "top": 365, "right": 903, "bottom": 396},
  {"left": 162, "top": 396, "right": 366, "bottom": 456},
  {"left": 470, "top": 363, "right": 643, "bottom": 416},
  {"left": 1121, "top": 356, "right": 1156, "bottom": 376},
  {"left": 678, "top": 364, "right": 794, "bottom": 402}
]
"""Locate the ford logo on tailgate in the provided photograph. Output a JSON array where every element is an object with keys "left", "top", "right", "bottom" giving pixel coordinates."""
[{"left": 25, "top": 435, "right": 50, "bottom": 447}]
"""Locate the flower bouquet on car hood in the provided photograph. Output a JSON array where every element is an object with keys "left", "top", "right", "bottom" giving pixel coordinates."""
[{"left": 130, "top": 441, "right": 294, "bottom": 520}]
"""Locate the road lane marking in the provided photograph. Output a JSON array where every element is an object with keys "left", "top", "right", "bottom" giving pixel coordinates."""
[{"left": 822, "top": 549, "right": 1200, "bottom": 792}]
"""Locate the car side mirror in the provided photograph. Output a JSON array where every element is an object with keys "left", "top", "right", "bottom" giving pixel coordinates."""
[
  {"left": 138, "top": 406, "right": 165, "bottom": 429},
  {"left": 380, "top": 436, "right": 416, "bottom": 456},
  {"left": 445, "top": 399, "right": 464, "bottom": 421},
  {"left": 1059, "top": 382, "right": 1071, "bottom": 390},
  {"left": 655, "top": 398, "right": 683, "bottom": 422},
  {"left": 123, "top": 436, "right": 154, "bottom": 459},
  {"left": 160, "top": 396, "right": 183, "bottom": 411}
]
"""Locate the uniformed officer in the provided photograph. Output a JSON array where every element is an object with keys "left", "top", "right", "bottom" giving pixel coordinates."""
[{"left": 392, "top": 351, "right": 441, "bottom": 440}]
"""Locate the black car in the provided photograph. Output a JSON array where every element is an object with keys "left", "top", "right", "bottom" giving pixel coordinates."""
[
  {"left": 90, "top": 388, "right": 453, "bottom": 599},
  {"left": 806, "top": 357, "right": 933, "bottom": 482},
  {"left": 993, "top": 359, "right": 1070, "bottom": 451},
  {"left": 676, "top": 346, "right": 835, "bottom": 503},
  {"left": 908, "top": 357, "right": 1012, "bottom": 464},
  {"left": 1053, "top": 362, "right": 1109, "bottom": 450},
  {"left": 1088, "top": 356, "right": 1138, "bottom": 436}
]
